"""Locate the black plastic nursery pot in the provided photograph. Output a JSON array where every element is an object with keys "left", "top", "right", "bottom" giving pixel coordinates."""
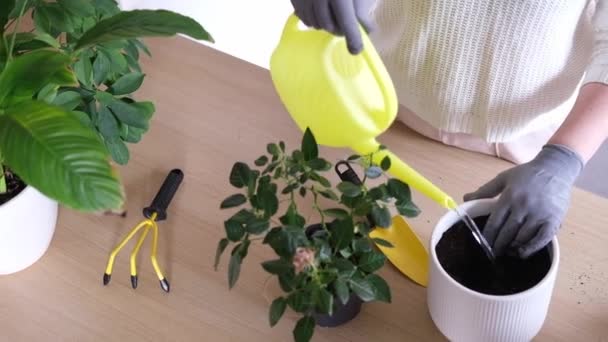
[
  {"left": 435, "top": 215, "right": 553, "bottom": 295},
  {"left": 305, "top": 223, "right": 364, "bottom": 327}
]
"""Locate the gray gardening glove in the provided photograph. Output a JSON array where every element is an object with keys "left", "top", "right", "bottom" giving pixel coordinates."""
[
  {"left": 464, "top": 144, "right": 584, "bottom": 258},
  {"left": 290, "top": 0, "right": 376, "bottom": 54}
]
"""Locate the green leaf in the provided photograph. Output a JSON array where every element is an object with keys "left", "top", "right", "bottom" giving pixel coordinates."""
[
  {"left": 125, "top": 40, "right": 140, "bottom": 60},
  {"left": 293, "top": 316, "right": 315, "bottom": 342},
  {"left": 353, "top": 239, "right": 372, "bottom": 253},
  {"left": 261, "top": 259, "right": 293, "bottom": 275},
  {"left": 35, "top": 4, "right": 74, "bottom": 34},
  {"left": 109, "top": 99, "right": 148, "bottom": 129},
  {"left": 0, "top": 50, "right": 76, "bottom": 107},
  {"left": 228, "top": 251, "right": 242, "bottom": 289},
  {"left": 349, "top": 277, "right": 375, "bottom": 302},
  {"left": 266, "top": 143, "right": 280, "bottom": 157},
  {"left": 337, "top": 182, "right": 361, "bottom": 197},
  {"left": 74, "top": 55, "right": 93, "bottom": 89},
  {"left": 58, "top": 0, "right": 95, "bottom": 17},
  {"left": 309, "top": 172, "right": 331, "bottom": 188},
  {"left": 104, "top": 137, "right": 129, "bottom": 165},
  {"left": 380, "top": 155, "right": 391, "bottom": 171},
  {"left": 220, "top": 194, "right": 247, "bottom": 209},
  {"left": 307, "top": 158, "right": 330, "bottom": 171},
  {"left": 94, "top": 0, "right": 120, "bottom": 18},
  {"left": 371, "top": 204, "right": 391, "bottom": 228},
  {"left": 387, "top": 179, "right": 412, "bottom": 203},
  {"left": 319, "top": 189, "right": 339, "bottom": 201},
  {"left": 323, "top": 208, "right": 349, "bottom": 219},
  {"left": 245, "top": 219, "right": 269, "bottom": 235},
  {"left": 0, "top": 101, "right": 123, "bottom": 211},
  {"left": 229, "top": 162, "right": 251, "bottom": 188},
  {"left": 71, "top": 110, "right": 91, "bottom": 127},
  {"left": 110, "top": 72, "right": 145, "bottom": 95},
  {"left": 333, "top": 259, "right": 355, "bottom": 274},
  {"left": 368, "top": 184, "right": 389, "bottom": 201},
  {"left": 0, "top": 0, "right": 15, "bottom": 34},
  {"left": 100, "top": 48, "right": 128, "bottom": 75},
  {"left": 279, "top": 205, "right": 305, "bottom": 227},
  {"left": 367, "top": 274, "right": 391, "bottom": 303},
  {"left": 315, "top": 288, "right": 333, "bottom": 315},
  {"left": 334, "top": 278, "right": 350, "bottom": 305},
  {"left": 356, "top": 221, "right": 372, "bottom": 235},
  {"left": 133, "top": 38, "right": 151, "bottom": 56},
  {"left": 75, "top": 9, "right": 214, "bottom": 50},
  {"left": 95, "top": 90, "right": 115, "bottom": 106},
  {"left": 97, "top": 105, "right": 119, "bottom": 139},
  {"left": 122, "top": 125, "right": 145, "bottom": 143},
  {"left": 301, "top": 127, "right": 318, "bottom": 161},
  {"left": 31, "top": 32, "right": 60, "bottom": 49},
  {"left": 254, "top": 155, "right": 268, "bottom": 166},
  {"left": 93, "top": 52, "right": 111, "bottom": 85},
  {"left": 214, "top": 238, "right": 229, "bottom": 270},
  {"left": 224, "top": 220, "right": 245, "bottom": 242},
  {"left": 230, "top": 209, "right": 255, "bottom": 224},
  {"left": 125, "top": 53, "right": 141, "bottom": 73},
  {"left": 269, "top": 297, "right": 287, "bottom": 327},
  {"left": 37, "top": 83, "right": 58, "bottom": 103},
  {"left": 331, "top": 219, "right": 355, "bottom": 251},
  {"left": 131, "top": 101, "right": 155, "bottom": 121},
  {"left": 52, "top": 91, "right": 81, "bottom": 111},
  {"left": 372, "top": 238, "right": 394, "bottom": 248},
  {"left": 359, "top": 251, "right": 386, "bottom": 273},
  {"left": 396, "top": 201, "right": 421, "bottom": 218}
]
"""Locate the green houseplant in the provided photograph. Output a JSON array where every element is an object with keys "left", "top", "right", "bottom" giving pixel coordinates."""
[
  {"left": 0, "top": 0, "right": 212, "bottom": 274},
  {"left": 216, "top": 128, "right": 421, "bottom": 342}
]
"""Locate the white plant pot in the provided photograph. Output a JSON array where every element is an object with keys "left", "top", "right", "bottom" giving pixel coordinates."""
[
  {"left": 427, "top": 198, "right": 559, "bottom": 342},
  {"left": 0, "top": 185, "right": 58, "bottom": 275}
]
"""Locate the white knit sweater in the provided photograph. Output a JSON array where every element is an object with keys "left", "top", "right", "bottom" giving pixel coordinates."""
[{"left": 369, "top": 0, "right": 608, "bottom": 142}]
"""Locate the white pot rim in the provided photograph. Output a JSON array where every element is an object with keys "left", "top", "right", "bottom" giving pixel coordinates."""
[
  {"left": 0, "top": 184, "right": 32, "bottom": 213},
  {"left": 430, "top": 198, "right": 560, "bottom": 301}
]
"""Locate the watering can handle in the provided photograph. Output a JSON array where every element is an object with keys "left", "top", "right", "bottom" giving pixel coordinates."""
[{"left": 284, "top": 14, "right": 396, "bottom": 125}]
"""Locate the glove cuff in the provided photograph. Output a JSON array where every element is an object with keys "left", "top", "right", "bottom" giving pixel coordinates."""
[{"left": 536, "top": 144, "right": 584, "bottom": 183}]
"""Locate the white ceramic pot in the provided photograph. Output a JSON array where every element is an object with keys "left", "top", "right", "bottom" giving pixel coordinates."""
[
  {"left": 0, "top": 185, "right": 58, "bottom": 275},
  {"left": 427, "top": 198, "right": 559, "bottom": 342}
]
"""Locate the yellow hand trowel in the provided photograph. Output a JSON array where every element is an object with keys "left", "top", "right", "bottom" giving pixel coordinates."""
[
  {"left": 269, "top": 14, "right": 457, "bottom": 211},
  {"left": 335, "top": 161, "right": 428, "bottom": 287}
]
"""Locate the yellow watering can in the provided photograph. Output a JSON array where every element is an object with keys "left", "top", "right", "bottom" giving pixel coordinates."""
[
  {"left": 269, "top": 14, "right": 461, "bottom": 286},
  {"left": 269, "top": 14, "right": 457, "bottom": 210}
]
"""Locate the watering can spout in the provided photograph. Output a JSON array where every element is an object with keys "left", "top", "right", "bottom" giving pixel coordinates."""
[{"left": 352, "top": 139, "right": 457, "bottom": 210}]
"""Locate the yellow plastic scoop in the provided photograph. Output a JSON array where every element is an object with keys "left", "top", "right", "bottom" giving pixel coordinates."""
[
  {"left": 269, "top": 14, "right": 457, "bottom": 210},
  {"left": 370, "top": 216, "right": 429, "bottom": 287}
]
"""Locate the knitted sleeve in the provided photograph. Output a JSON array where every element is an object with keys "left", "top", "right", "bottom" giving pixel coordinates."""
[{"left": 584, "top": 0, "right": 608, "bottom": 85}]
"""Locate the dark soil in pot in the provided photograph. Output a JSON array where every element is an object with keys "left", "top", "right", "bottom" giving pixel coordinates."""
[
  {"left": 436, "top": 215, "right": 552, "bottom": 295},
  {"left": 0, "top": 170, "right": 26, "bottom": 205}
]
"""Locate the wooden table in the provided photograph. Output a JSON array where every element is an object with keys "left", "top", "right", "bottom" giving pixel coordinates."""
[{"left": 2, "top": 36, "right": 607, "bottom": 341}]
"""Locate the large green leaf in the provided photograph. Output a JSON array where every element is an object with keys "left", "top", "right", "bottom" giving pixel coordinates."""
[
  {"left": 9, "top": 0, "right": 33, "bottom": 19},
  {"left": 0, "top": 50, "right": 77, "bottom": 107},
  {"left": 0, "top": 100, "right": 123, "bottom": 211},
  {"left": 75, "top": 9, "right": 214, "bottom": 50},
  {"left": 0, "top": 0, "right": 16, "bottom": 34},
  {"left": 58, "top": 0, "right": 95, "bottom": 17}
]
